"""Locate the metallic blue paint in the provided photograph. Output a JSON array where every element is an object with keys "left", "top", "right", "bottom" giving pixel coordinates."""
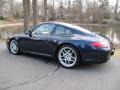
[{"left": 6, "top": 22, "right": 114, "bottom": 64}]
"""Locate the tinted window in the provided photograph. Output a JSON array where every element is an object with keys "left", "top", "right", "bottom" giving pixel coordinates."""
[
  {"left": 53, "top": 26, "right": 73, "bottom": 35},
  {"left": 32, "top": 24, "right": 55, "bottom": 36},
  {"left": 61, "top": 23, "right": 95, "bottom": 36}
]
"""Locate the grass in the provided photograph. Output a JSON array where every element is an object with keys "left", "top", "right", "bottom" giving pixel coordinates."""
[
  {"left": 0, "top": 20, "right": 10, "bottom": 25},
  {"left": 114, "top": 49, "right": 120, "bottom": 58}
]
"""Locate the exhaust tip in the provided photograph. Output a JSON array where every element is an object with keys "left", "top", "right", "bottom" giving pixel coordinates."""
[{"left": 111, "top": 48, "right": 115, "bottom": 56}]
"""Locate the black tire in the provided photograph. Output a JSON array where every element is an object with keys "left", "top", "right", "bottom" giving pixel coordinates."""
[
  {"left": 57, "top": 45, "right": 81, "bottom": 68},
  {"left": 9, "top": 39, "right": 20, "bottom": 55}
]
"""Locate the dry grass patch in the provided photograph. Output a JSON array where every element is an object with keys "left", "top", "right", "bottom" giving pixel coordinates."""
[{"left": 114, "top": 49, "right": 120, "bottom": 58}]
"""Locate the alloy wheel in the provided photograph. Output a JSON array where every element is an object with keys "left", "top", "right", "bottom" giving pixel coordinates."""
[
  {"left": 9, "top": 40, "right": 18, "bottom": 54},
  {"left": 58, "top": 46, "right": 77, "bottom": 68}
]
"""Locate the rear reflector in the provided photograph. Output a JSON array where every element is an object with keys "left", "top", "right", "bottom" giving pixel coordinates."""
[{"left": 90, "top": 42, "right": 109, "bottom": 48}]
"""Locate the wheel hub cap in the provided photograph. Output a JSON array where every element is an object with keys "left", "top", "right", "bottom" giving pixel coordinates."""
[
  {"left": 10, "top": 40, "right": 18, "bottom": 54},
  {"left": 58, "top": 47, "right": 77, "bottom": 67}
]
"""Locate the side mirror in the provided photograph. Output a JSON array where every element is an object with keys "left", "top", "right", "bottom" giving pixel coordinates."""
[{"left": 25, "top": 30, "right": 31, "bottom": 36}]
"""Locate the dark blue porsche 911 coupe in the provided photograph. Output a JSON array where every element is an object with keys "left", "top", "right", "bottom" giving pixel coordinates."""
[{"left": 6, "top": 22, "right": 115, "bottom": 68}]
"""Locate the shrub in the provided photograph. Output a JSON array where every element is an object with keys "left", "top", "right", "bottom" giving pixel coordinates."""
[{"left": 0, "top": 16, "right": 5, "bottom": 20}]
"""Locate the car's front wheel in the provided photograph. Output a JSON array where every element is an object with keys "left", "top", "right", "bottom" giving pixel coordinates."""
[
  {"left": 9, "top": 39, "right": 20, "bottom": 55},
  {"left": 57, "top": 45, "right": 80, "bottom": 68}
]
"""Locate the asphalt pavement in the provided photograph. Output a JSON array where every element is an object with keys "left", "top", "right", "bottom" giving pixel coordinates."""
[{"left": 0, "top": 41, "right": 120, "bottom": 90}]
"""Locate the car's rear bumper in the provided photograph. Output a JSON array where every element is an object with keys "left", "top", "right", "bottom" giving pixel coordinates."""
[{"left": 81, "top": 50, "right": 111, "bottom": 64}]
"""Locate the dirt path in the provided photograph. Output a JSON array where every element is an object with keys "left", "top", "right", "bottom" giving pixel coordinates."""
[{"left": 0, "top": 22, "right": 23, "bottom": 28}]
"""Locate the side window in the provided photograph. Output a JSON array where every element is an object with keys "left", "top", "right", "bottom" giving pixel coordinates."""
[
  {"left": 32, "top": 24, "right": 55, "bottom": 36},
  {"left": 53, "top": 26, "right": 73, "bottom": 35},
  {"left": 54, "top": 26, "right": 65, "bottom": 35}
]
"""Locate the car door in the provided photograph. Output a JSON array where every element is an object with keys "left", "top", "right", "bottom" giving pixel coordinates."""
[{"left": 20, "top": 23, "right": 55, "bottom": 55}]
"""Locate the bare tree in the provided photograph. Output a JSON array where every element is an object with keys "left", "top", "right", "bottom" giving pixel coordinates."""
[
  {"left": 44, "top": 0, "right": 48, "bottom": 21},
  {"left": 51, "top": 0, "right": 55, "bottom": 20},
  {"left": 32, "top": 0, "right": 38, "bottom": 26},
  {"left": 9, "top": 0, "right": 15, "bottom": 16},
  {"left": 98, "top": 0, "right": 109, "bottom": 21},
  {"left": 67, "top": 0, "right": 72, "bottom": 18},
  {"left": 1, "top": 0, "right": 120, "bottom": 24},
  {"left": 59, "top": 0, "right": 64, "bottom": 19},
  {"left": 23, "top": 0, "right": 31, "bottom": 32},
  {"left": 78, "top": 0, "right": 83, "bottom": 22},
  {"left": 0, "top": 0, "right": 9, "bottom": 18},
  {"left": 85, "top": 0, "right": 92, "bottom": 22},
  {"left": 114, "top": 0, "right": 119, "bottom": 20}
]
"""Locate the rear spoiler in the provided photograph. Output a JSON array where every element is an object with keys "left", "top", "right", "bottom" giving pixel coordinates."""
[
  {"left": 94, "top": 32, "right": 111, "bottom": 42},
  {"left": 94, "top": 32, "right": 115, "bottom": 53}
]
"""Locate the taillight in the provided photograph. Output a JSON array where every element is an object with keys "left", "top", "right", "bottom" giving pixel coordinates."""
[{"left": 90, "top": 42, "right": 109, "bottom": 48}]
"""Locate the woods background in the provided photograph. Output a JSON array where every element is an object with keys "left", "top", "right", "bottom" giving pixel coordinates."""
[{"left": 0, "top": 0, "right": 120, "bottom": 31}]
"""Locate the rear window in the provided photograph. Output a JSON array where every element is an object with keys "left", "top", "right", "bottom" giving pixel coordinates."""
[{"left": 59, "top": 23, "right": 95, "bottom": 36}]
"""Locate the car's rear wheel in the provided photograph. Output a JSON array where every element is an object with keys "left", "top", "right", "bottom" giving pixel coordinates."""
[
  {"left": 9, "top": 39, "right": 19, "bottom": 55},
  {"left": 57, "top": 45, "right": 80, "bottom": 68}
]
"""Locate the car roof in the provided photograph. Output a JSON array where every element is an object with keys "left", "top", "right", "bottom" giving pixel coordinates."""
[
  {"left": 48, "top": 22, "right": 76, "bottom": 28},
  {"left": 46, "top": 22, "right": 92, "bottom": 34}
]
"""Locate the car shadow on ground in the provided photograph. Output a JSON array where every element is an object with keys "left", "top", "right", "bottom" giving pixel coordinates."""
[{"left": 21, "top": 53, "right": 58, "bottom": 65}]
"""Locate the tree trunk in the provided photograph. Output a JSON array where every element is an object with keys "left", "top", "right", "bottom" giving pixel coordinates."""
[
  {"left": 77, "top": 0, "right": 83, "bottom": 22},
  {"left": 59, "top": 1, "right": 64, "bottom": 19},
  {"left": 114, "top": 0, "right": 119, "bottom": 20},
  {"left": 32, "top": 0, "right": 38, "bottom": 26},
  {"left": 52, "top": 0, "right": 55, "bottom": 20},
  {"left": 43, "top": 0, "right": 48, "bottom": 22},
  {"left": 23, "top": 0, "right": 30, "bottom": 32},
  {"left": 93, "top": 0, "right": 96, "bottom": 22}
]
